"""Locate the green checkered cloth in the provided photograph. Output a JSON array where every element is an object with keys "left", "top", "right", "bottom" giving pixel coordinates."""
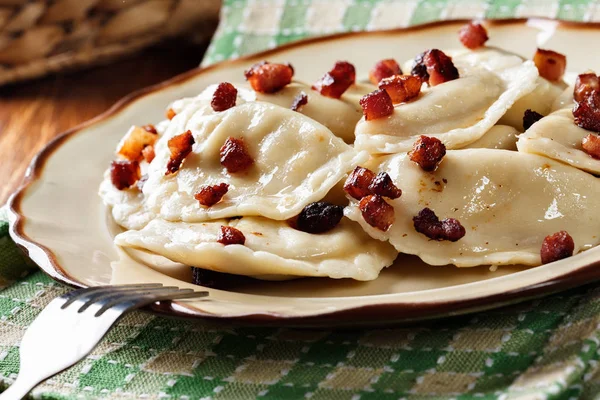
[{"left": 4, "top": 1, "right": 600, "bottom": 399}]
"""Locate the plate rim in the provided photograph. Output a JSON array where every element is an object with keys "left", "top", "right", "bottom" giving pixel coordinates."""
[{"left": 8, "top": 17, "right": 600, "bottom": 326}]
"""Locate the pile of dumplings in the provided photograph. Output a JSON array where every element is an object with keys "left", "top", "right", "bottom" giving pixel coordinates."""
[{"left": 100, "top": 22, "right": 600, "bottom": 283}]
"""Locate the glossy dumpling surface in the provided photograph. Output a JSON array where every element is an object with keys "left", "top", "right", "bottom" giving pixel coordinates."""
[
  {"left": 354, "top": 48, "right": 539, "bottom": 154},
  {"left": 463, "top": 125, "right": 518, "bottom": 150},
  {"left": 115, "top": 217, "right": 397, "bottom": 281},
  {"left": 345, "top": 149, "right": 600, "bottom": 267}
]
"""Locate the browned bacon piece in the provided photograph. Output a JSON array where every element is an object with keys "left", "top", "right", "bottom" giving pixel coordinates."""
[
  {"left": 369, "top": 59, "right": 402, "bottom": 85},
  {"left": 411, "top": 51, "right": 429, "bottom": 82},
  {"left": 582, "top": 133, "right": 600, "bottom": 159},
  {"left": 166, "top": 108, "right": 177, "bottom": 120},
  {"left": 211, "top": 82, "right": 238, "bottom": 112},
  {"left": 344, "top": 166, "right": 376, "bottom": 200},
  {"left": 573, "top": 90, "right": 600, "bottom": 132},
  {"left": 312, "top": 61, "right": 356, "bottom": 99},
  {"left": 220, "top": 137, "right": 254, "bottom": 173},
  {"left": 110, "top": 160, "right": 140, "bottom": 190},
  {"left": 540, "top": 230, "right": 574, "bottom": 264},
  {"left": 413, "top": 208, "right": 465, "bottom": 242},
  {"left": 291, "top": 91, "right": 308, "bottom": 112},
  {"left": 244, "top": 61, "right": 294, "bottom": 93},
  {"left": 379, "top": 75, "right": 422, "bottom": 104},
  {"left": 458, "top": 22, "right": 489, "bottom": 49},
  {"left": 142, "top": 145, "right": 155, "bottom": 163},
  {"left": 574, "top": 73, "right": 600, "bottom": 103},
  {"left": 523, "top": 109, "right": 544, "bottom": 130},
  {"left": 424, "top": 49, "right": 459, "bottom": 86},
  {"left": 359, "top": 195, "right": 395, "bottom": 231},
  {"left": 217, "top": 226, "right": 246, "bottom": 246},
  {"left": 166, "top": 130, "right": 195, "bottom": 175},
  {"left": 409, "top": 136, "right": 447, "bottom": 171},
  {"left": 368, "top": 172, "right": 402, "bottom": 199},
  {"left": 142, "top": 124, "right": 158, "bottom": 134},
  {"left": 117, "top": 126, "right": 158, "bottom": 162},
  {"left": 359, "top": 89, "right": 394, "bottom": 121},
  {"left": 194, "top": 183, "right": 229, "bottom": 207},
  {"left": 296, "top": 202, "right": 344, "bottom": 234},
  {"left": 533, "top": 49, "right": 566, "bottom": 82}
]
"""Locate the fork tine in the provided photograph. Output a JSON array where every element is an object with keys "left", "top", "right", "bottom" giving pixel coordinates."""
[
  {"left": 95, "top": 289, "right": 208, "bottom": 316},
  {"left": 61, "top": 284, "right": 163, "bottom": 308},
  {"left": 76, "top": 286, "right": 183, "bottom": 313}
]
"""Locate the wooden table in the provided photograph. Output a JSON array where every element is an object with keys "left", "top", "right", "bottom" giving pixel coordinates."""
[{"left": 0, "top": 41, "right": 209, "bottom": 204}]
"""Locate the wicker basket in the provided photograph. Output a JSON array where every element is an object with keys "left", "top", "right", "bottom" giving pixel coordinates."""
[{"left": 0, "top": 0, "right": 221, "bottom": 86}]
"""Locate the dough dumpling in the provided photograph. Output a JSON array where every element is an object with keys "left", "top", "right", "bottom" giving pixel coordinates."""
[
  {"left": 345, "top": 149, "right": 600, "bottom": 267},
  {"left": 463, "top": 125, "right": 518, "bottom": 150}
]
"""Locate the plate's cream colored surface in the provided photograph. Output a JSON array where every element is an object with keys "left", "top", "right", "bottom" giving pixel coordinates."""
[{"left": 9, "top": 20, "right": 600, "bottom": 325}]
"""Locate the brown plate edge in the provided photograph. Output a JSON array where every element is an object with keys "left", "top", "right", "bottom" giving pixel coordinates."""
[{"left": 7, "top": 17, "right": 600, "bottom": 327}]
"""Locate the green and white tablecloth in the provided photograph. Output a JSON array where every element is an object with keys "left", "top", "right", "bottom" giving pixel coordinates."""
[{"left": 3, "top": 1, "right": 600, "bottom": 399}]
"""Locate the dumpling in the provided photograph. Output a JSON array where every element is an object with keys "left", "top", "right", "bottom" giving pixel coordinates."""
[
  {"left": 345, "top": 149, "right": 600, "bottom": 267},
  {"left": 139, "top": 101, "right": 367, "bottom": 224},
  {"left": 115, "top": 217, "right": 397, "bottom": 281},
  {"left": 516, "top": 107, "right": 600, "bottom": 174},
  {"left": 463, "top": 125, "right": 518, "bottom": 150},
  {"left": 355, "top": 48, "right": 539, "bottom": 154}
]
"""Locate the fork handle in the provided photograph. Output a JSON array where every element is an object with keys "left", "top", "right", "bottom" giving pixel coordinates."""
[{"left": 1, "top": 375, "right": 40, "bottom": 400}]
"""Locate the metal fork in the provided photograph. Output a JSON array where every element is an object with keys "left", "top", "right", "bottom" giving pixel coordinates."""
[{"left": 0, "top": 284, "right": 208, "bottom": 400}]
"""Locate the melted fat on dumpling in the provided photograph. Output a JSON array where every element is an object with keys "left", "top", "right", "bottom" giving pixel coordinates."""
[
  {"left": 141, "top": 101, "right": 367, "bottom": 223},
  {"left": 345, "top": 149, "right": 600, "bottom": 267},
  {"left": 516, "top": 108, "right": 600, "bottom": 174},
  {"left": 355, "top": 48, "right": 539, "bottom": 154},
  {"left": 114, "top": 217, "right": 398, "bottom": 281}
]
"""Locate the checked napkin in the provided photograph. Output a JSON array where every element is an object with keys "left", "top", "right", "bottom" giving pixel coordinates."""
[{"left": 3, "top": 1, "right": 600, "bottom": 399}]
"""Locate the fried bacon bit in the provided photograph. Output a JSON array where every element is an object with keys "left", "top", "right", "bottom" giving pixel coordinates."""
[
  {"left": 291, "top": 91, "right": 308, "bottom": 112},
  {"left": 117, "top": 126, "right": 158, "bottom": 162},
  {"left": 296, "top": 202, "right": 344, "bottom": 234},
  {"left": 217, "top": 225, "right": 246, "bottom": 246},
  {"left": 413, "top": 208, "right": 465, "bottom": 242},
  {"left": 541, "top": 230, "right": 574, "bottom": 264},
  {"left": 368, "top": 172, "right": 402, "bottom": 199},
  {"left": 211, "top": 82, "right": 237, "bottom": 112},
  {"left": 523, "top": 109, "right": 544, "bottom": 130},
  {"left": 409, "top": 136, "right": 447, "bottom": 171},
  {"left": 194, "top": 183, "right": 229, "bottom": 207},
  {"left": 369, "top": 59, "right": 402, "bottom": 85},
  {"left": 359, "top": 195, "right": 395, "bottom": 231},
  {"left": 573, "top": 90, "right": 600, "bottom": 132},
  {"left": 166, "top": 108, "right": 177, "bottom": 120},
  {"left": 379, "top": 75, "right": 422, "bottom": 104},
  {"left": 166, "top": 130, "right": 195, "bottom": 175},
  {"left": 110, "top": 160, "right": 140, "bottom": 190},
  {"left": 312, "top": 61, "right": 356, "bottom": 99},
  {"left": 142, "top": 124, "right": 158, "bottom": 134},
  {"left": 458, "top": 22, "right": 489, "bottom": 49},
  {"left": 359, "top": 89, "right": 394, "bottom": 120},
  {"left": 344, "top": 166, "right": 376, "bottom": 200},
  {"left": 220, "top": 137, "right": 254, "bottom": 173},
  {"left": 533, "top": 49, "right": 566, "bottom": 82},
  {"left": 244, "top": 61, "right": 294, "bottom": 93},
  {"left": 411, "top": 51, "right": 429, "bottom": 82},
  {"left": 574, "top": 73, "right": 600, "bottom": 103},
  {"left": 142, "top": 145, "right": 155, "bottom": 163},
  {"left": 424, "top": 49, "right": 459, "bottom": 86},
  {"left": 581, "top": 133, "right": 600, "bottom": 159}
]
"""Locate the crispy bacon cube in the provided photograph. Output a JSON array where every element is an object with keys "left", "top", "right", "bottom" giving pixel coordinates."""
[
  {"left": 574, "top": 73, "right": 600, "bottom": 103},
  {"left": 344, "top": 166, "right": 376, "bottom": 200},
  {"left": 458, "top": 22, "right": 489, "bottom": 49},
  {"left": 217, "top": 226, "right": 246, "bottom": 246},
  {"left": 142, "top": 124, "right": 158, "bottom": 134},
  {"left": 359, "top": 89, "right": 394, "bottom": 121},
  {"left": 220, "top": 137, "right": 254, "bottom": 173},
  {"left": 368, "top": 172, "right": 402, "bottom": 199},
  {"left": 369, "top": 59, "right": 402, "bottom": 85},
  {"left": 379, "top": 75, "right": 422, "bottom": 104},
  {"left": 142, "top": 145, "right": 155, "bottom": 163},
  {"left": 413, "top": 208, "right": 465, "bottom": 242},
  {"left": 533, "top": 49, "right": 566, "bottom": 82},
  {"left": 523, "top": 109, "right": 544, "bottom": 130},
  {"left": 291, "top": 91, "right": 308, "bottom": 112},
  {"left": 166, "top": 130, "right": 195, "bottom": 175},
  {"left": 541, "top": 230, "right": 574, "bottom": 264},
  {"left": 110, "top": 160, "right": 140, "bottom": 190},
  {"left": 312, "top": 61, "right": 356, "bottom": 99},
  {"left": 573, "top": 90, "right": 600, "bottom": 132},
  {"left": 211, "top": 82, "right": 237, "bottom": 112},
  {"left": 166, "top": 108, "right": 177, "bottom": 120},
  {"left": 411, "top": 51, "right": 429, "bottom": 82},
  {"left": 117, "top": 126, "right": 158, "bottom": 162},
  {"left": 194, "top": 183, "right": 229, "bottom": 207},
  {"left": 409, "top": 136, "right": 447, "bottom": 171},
  {"left": 296, "top": 202, "right": 344, "bottom": 234},
  {"left": 582, "top": 133, "right": 600, "bottom": 159},
  {"left": 244, "top": 61, "right": 294, "bottom": 93},
  {"left": 359, "top": 195, "right": 395, "bottom": 231},
  {"left": 424, "top": 49, "right": 459, "bottom": 86}
]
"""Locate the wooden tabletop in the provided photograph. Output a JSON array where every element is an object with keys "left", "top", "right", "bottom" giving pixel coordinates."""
[{"left": 0, "top": 41, "right": 209, "bottom": 204}]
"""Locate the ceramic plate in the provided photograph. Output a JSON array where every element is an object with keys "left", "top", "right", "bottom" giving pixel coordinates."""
[{"left": 8, "top": 19, "right": 600, "bottom": 327}]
